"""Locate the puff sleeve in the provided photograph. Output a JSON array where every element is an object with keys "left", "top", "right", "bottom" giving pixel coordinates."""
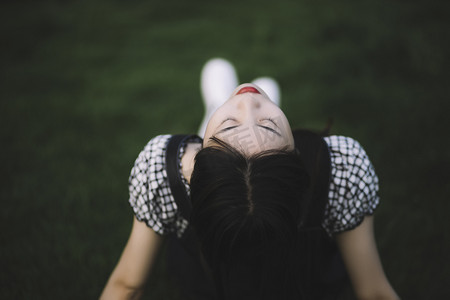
[
  {"left": 128, "top": 135, "right": 188, "bottom": 237},
  {"left": 322, "top": 136, "right": 380, "bottom": 236}
]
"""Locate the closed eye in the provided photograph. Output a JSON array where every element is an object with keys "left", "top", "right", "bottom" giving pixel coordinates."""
[
  {"left": 215, "top": 118, "right": 282, "bottom": 136},
  {"left": 261, "top": 117, "right": 279, "bottom": 128},
  {"left": 258, "top": 125, "right": 281, "bottom": 136},
  {"left": 221, "top": 117, "right": 238, "bottom": 124},
  {"left": 258, "top": 118, "right": 281, "bottom": 136},
  {"left": 216, "top": 117, "right": 239, "bottom": 133},
  {"left": 220, "top": 125, "right": 239, "bottom": 133}
]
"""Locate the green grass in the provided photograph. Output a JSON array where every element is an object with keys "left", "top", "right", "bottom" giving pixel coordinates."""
[{"left": 1, "top": 0, "right": 449, "bottom": 298}]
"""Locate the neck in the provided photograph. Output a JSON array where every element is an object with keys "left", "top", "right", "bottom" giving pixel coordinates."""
[{"left": 181, "top": 142, "right": 202, "bottom": 183}]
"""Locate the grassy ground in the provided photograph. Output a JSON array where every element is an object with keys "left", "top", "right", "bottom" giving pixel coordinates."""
[{"left": 1, "top": 0, "right": 449, "bottom": 298}]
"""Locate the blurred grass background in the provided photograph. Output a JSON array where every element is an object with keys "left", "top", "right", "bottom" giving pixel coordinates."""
[{"left": 1, "top": 0, "right": 449, "bottom": 298}]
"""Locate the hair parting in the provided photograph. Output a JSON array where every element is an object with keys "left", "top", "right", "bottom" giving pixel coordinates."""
[{"left": 189, "top": 137, "right": 310, "bottom": 299}]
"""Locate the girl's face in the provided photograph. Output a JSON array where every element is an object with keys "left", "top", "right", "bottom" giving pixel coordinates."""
[{"left": 203, "top": 83, "right": 295, "bottom": 154}]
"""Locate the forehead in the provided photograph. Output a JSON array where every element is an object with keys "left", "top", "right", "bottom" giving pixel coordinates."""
[{"left": 208, "top": 124, "right": 293, "bottom": 155}]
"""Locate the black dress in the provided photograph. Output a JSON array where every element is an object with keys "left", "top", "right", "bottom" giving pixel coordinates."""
[{"left": 128, "top": 132, "right": 380, "bottom": 299}]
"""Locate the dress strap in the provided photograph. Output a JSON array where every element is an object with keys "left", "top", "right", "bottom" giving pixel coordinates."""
[
  {"left": 165, "top": 134, "right": 198, "bottom": 220},
  {"left": 292, "top": 129, "right": 331, "bottom": 229}
]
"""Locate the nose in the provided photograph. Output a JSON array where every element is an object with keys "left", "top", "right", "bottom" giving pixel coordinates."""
[
  {"left": 237, "top": 94, "right": 261, "bottom": 111},
  {"left": 236, "top": 96, "right": 261, "bottom": 124}
]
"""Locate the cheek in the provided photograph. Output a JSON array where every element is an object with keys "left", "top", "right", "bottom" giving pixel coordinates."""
[
  {"left": 203, "top": 113, "right": 220, "bottom": 139},
  {"left": 284, "top": 124, "right": 295, "bottom": 149},
  {"left": 202, "top": 103, "right": 235, "bottom": 139},
  {"left": 279, "top": 117, "right": 293, "bottom": 134},
  {"left": 274, "top": 116, "right": 294, "bottom": 149}
]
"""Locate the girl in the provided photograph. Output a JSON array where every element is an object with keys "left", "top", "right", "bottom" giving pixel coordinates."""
[{"left": 100, "top": 59, "right": 399, "bottom": 300}]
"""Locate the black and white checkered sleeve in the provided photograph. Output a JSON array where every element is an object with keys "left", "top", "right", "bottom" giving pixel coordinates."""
[
  {"left": 128, "top": 134, "right": 188, "bottom": 237},
  {"left": 322, "top": 136, "right": 380, "bottom": 236}
]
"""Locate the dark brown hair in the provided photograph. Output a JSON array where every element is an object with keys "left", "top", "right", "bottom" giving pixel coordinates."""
[{"left": 190, "top": 137, "right": 310, "bottom": 299}]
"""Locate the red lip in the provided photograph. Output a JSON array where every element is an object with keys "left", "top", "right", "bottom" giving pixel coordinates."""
[{"left": 236, "top": 87, "right": 260, "bottom": 95}]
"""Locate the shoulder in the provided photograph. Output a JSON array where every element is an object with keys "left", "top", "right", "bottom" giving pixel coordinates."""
[
  {"left": 324, "top": 135, "right": 366, "bottom": 158},
  {"left": 128, "top": 134, "right": 200, "bottom": 237},
  {"left": 129, "top": 134, "right": 172, "bottom": 189},
  {"left": 136, "top": 134, "right": 173, "bottom": 162},
  {"left": 130, "top": 134, "right": 201, "bottom": 185},
  {"left": 324, "top": 135, "right": 374, "bottom": 175},
  {"left": 128, "top": 134, "right": 177, "bottom": 235},
  {"left": 322, "top": 135, "right": 380, "bottom": 236}
]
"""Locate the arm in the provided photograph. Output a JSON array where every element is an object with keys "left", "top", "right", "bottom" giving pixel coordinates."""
[
  {"left": 336, "top": 216, "right": 400, "bottom": 300},
  {"left": 100, "top": 217, "right": 164, "bottom": 300}
]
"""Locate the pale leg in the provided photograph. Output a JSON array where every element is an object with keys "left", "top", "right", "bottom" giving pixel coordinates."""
[
  {"left": 251, "top": 77, "right": 281, "bottom": 107},
  {"left": 198, "top": 58, "right": 239, "bottom": 137}
]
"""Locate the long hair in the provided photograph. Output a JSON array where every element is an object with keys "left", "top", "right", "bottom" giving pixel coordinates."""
[{"left": 189, "top": 138, "right": 311, "bottom": 300}]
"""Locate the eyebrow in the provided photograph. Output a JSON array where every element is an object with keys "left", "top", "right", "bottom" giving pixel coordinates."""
[
  {"left": 258, "top": 125, "right": 282, "bottom": 137},
  {"left": 217, "top": 124, "right": 282, "bottom": 137}
]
